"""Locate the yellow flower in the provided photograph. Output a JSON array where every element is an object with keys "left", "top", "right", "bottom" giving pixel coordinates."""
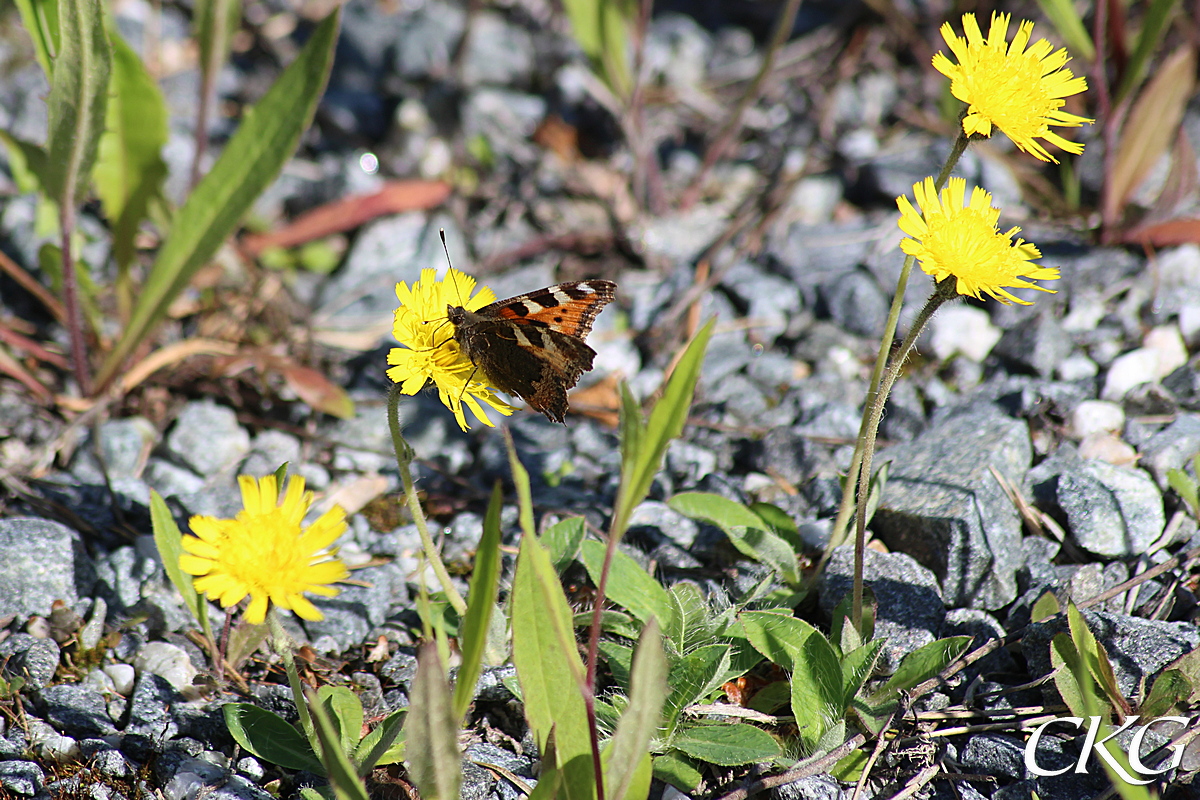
[
  {"left": 933, "top": 12, "right": 1092, "bottom": 163},
  {"left": 898, "top": 177, "right": 1059, "bottom": 305},
  {"left": 180, "top": 475, "right": 349, "bottom": 624},
  {"left": 387, "top": 267, "right": 515, "bottom": 431}
]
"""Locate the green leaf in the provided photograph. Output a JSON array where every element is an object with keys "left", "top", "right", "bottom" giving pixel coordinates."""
[
  {"left": 317, "top": 686, "right": 363, "bottom": 759},
  {"left": 94, "top": 26, "right": 168, "bottom": 271},
  {"left": 748, "top": 501, "right": 803, "bottom": 551},
  {"left": 526, "top": 735, "right": 562, "bottom": 800},
  {"left": 1050, "top": 633, "right": 1090, "bottom": 717},
  {"left": 405, "top": 644, "right": 461, "bottom": 800},
  {"left": 223, "top": 702, "right": 322, "bottom": 773},
  {"left": 150, "top": 490, "right": 210, "bottom": 638},
  {"left": 510, "top": 535, "right": 593, "bottom": 799},
  {"left": 13, "top": 0, "right": 58, "bottom": 76},
  {"left": 505, "top": 428, "right": 535, "bottom": 538},
  {"left": 1031, "top": 590, "right": 1060, "bottom": 623},
  {"left": 94, "top": 7, "right": 341, "bottom": 389},
  {"left": 1167, "top": 467, "right": 1200, "bottom": 518},
  {"left": 830, "top": 748, "right": 869, "bottom": 782},
  {"left": 0, "top": 133, "right": 50, "bottom": 195},
  {"left": 663, "top": 644, "right": 729, "bottom": 733},
  {"left": 577, "top": 610, "right": 642, "bottom": 641},
  {"left": 599, "top": 641, "right": 634, "bottom": 691},
  {"left": 194, "top": 0, "right": 241, "bottom": 105},
  {"left": 579, "top": 539, "right": 671, "bottom": 626},
  {"left": 606, "top": 619, "right": 668, "bottom": 800},
  {"left": 308, "top": 689, "right": 370, "bottom": 800},
  {"left": 739, "top": 610, "right": 817, "bottom": 670},
  {"left": 662, "top": 582, "right": 717, "bottom": 657},
  {"left": 453, "top": 482, "right": 503, "bottom": 722},
  {"left": 1034, "top": 0, "right": 1094, "bottom": 61},
  {"left": 1140, "top": 668, "right": 1191, "bottom": 719},
  {"left": 44, "top": 0, "right": 111, "bottom": 210},
  {"left": 879, "top": 636, "right": 971, "bottom": 696},
  {"left": 1115, "top": 0, "right": 1179, "bottom": 102},
  {"left": 652, "top": 752, "right": 702, "bottom": 791},
  {"left": 671, "top": 723, "right": 780, "bottom": 766},
  {"left": 1067, "top": 602, "right": 1125, "bottom": 714},
  {"left": 612, "top": 320, "right": 714, "bottom": 539},
  {"left": 840, "top": 639, "right": 884, "bottom": 707},
  {"left": 543, "top": 516, "right": 587, "bottom": 573},
  {"left": 354, "top": 709, "right": 406, "bottom": 771},
  {"left": 790, "top": 630, "right": 843, "bottom": 752},
  {"left": 668, "top": 493, "right": 797, "bottom": 583},
  {"left": 830, "top": 587, "right": 875, "bottom": 656}
]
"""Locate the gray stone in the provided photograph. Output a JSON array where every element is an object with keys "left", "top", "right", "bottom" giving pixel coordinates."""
[
  {"left": 0, "top": 518, "right": 94, "bottom": 618},
  {"left": 143, "top": 457, "right": 206, "bottom": 498},
  {"left": 36, "top": 683, "right": 117, "bottom": 737},
  {"left": 307, "top": 561, "right": 409, "bottom": 652},
  {"left": 1030, "top": 457, "right": 1164, "bottom": 557},
  {"left": 721, "top": 261, "right": 804, "bottom": 345},
  {"left": 820, "top": 546, "right": 944, "bottom": 672},
  {"left": 1139, "top": 414, "right": 1200, "bottom": 489},
  {"left": 1024, "top": 611, "right": 1200, "bottom": 697},
  {"left": 165, "top": 401, "right": 251, "bottom": 477},
  {"left": 126, "top": 672, "right": 186, "bottom": 740},
  {"left": 960, "top": 733, "right": 1027, "bottom": 780},
  {"left": 772, "top": 773, "right": 846, "bottom": 800},
  {"left": 872, "top": 409, "right": 1030, "bottom": 609},
  {"left": 461, "top": 89, "right": 545, "bottom": 164},
  {"left": 157, "top": 752, "right": 273, "bottom": 800},
  {"left": 394, "top": 2, "right": 465, "bottom": 79},
  {"left": 3, "top": 637, "right": 60, "bottom": 691},
  {"left": 460, "top": 11, "right": 534, "bottom": 88},
  {"left": 240, "top": 430, "right": 302, "bottom": 479},
  {"left": 1163, "top": 360, "right": 1200, "bottom": 410},
  {"left": 819, "top": 269, "right": 889, "bottom": 338},
  {"left": 994, "top": 310, "right": 1074, "bottom": 378},
  {"left": 627, "top": 501, "right": 699, "bottom": 550},
  {"left": 0, "top": 760, "right": 43, "bottom": 796},
  {"left": 134, "top": 642, "right": 199, "bottom": 693},
  {"left": 941, "top": 608, "right": 1015, "bottom": 675}
]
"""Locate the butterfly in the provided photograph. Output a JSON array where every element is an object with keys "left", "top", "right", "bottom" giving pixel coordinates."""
[{"left": 447, "top": 280, "right": 617, "bottom": 423}]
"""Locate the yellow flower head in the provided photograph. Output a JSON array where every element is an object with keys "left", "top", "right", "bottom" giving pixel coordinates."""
[
  {"left": 898, "top": 176, "right": 1059, "bottom": 305},
  {"left": 180, "top": 475, "right": 349, "bottom": 624},
  {"left": 933, "top": 12, "right": 1092, "bottom": 163},
  {"left": 387, "top": 267, "right": 515, "bottom": 431}
]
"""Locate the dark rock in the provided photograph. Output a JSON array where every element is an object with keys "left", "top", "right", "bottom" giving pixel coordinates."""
[
  {"left": 627, "top": 501, "right": 699, "bottom": 550},
  {"left": 771, "top": 773, "right": 845, "bottom": 800},
  {"left": 1024, "top": 611, "right": 1200, "bottom": 697},
  {"left": 820, "top": 546, "right": 944, "bottom": 672},
  {"left": 125, "top": 672, "right": 187, "bottom": 740},
  {"left": 1139, "top": 414, "right": 1200, "bottom": 489},
  {"left": 941, "top": 609, "right": 1015, "bottom": 675},
  {"left": 460, "top": 759, "right": 495, "bottom": 800},
  {"left": 308, "top": 561, "right": 409, "bottom": 652},
  {"left": 819, "top": 268, "right": 889, "bottom": 338},
  {"left": 872, "top": 408, "right": 1030, "bottom": 609},
  {"left": 994, "top": 311, "right": 1073, "bottom": 378},
  {"left": 960, "top": 733, "right": 1027, "bottom": 780},
  {"left": 1, "top": 636, "right": 59, "bottom": 691},
  {"left": 380, "top": 650, "right": 418, "bottom": 687},
  {"left": 36, "top": 684, "right": 116, "bottom": 737},
  {"left": 1029, "top": 455, "right": 1164, "bottom": 557},
  {"left": 1163, "top": 360, "right": 1200, "bottom": 410}
]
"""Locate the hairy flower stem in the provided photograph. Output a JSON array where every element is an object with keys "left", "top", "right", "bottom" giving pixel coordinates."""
[
  {"left": 827, "top": 129, "right": 968, "bottom": 629},
  {"left": 268, "top": 608, "right": 316, "bottom": 748},
  {"left": 387, "top": 384, "right": 467, "bottom": 616},
  {"left": 851, "top": 279, "right": 958, "bottom": 627}
]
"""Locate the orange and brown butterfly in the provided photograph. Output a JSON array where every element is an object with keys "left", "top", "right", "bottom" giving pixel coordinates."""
[
  {"left": 387, "top": 267, "right": 616, "bottom": 429},
  {"left": 449, "top": 280, "right": 616, "bottom": 423}
]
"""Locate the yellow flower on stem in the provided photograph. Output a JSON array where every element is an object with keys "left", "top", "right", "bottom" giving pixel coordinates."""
[
  {"left": 180, "top": 475, "right": 349, "bottom": 624},
  {"left": 898, "top": 176, "right": 1059, "bottom": 305},
  {"left": 933, "top": 12, "right": 1092, "bottom": 163},
  {"left": 387, "top": 267, "right": 515, "bottom": 431}
]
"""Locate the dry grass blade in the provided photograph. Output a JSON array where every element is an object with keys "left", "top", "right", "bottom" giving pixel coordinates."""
[
  {"left": 1104, "top": 46, "right": 1197, "bottom": 225},
  {"left": 118, "top": 338, "right": 238, "bottom": 393}
]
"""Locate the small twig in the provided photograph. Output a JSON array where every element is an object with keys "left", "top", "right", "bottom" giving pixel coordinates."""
[
  {"left": 0, "top": 249, "right": 65, "bottom": 323},
  {"left": 888, "top": 761, "right": 942, "bottom": 800},
  {"left": 852, "top": 710, "right": 897, "bottom": 800}
]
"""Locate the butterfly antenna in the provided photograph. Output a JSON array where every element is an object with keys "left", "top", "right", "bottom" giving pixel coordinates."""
[{"left": 439, "top": 229, "right": 467, "bottom": 308}]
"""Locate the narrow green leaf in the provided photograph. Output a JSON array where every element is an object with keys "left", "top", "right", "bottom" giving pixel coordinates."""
[
  {"left": 308, "top": 690, "right": 371, "bottom": 800},
  {"left": 1033, "top": 0, "right": 1094, "bottom": 61},
  {"left": 453, "top": 482, "right": 503, "bottom": 722},
  {"left": 579, "top": 539, "right": 672, "bottom": 625},
  {"left": 44, "top": 0, "right": 111, "bottom": 210},
  {"left": 318, "top": 686, "right": 363, "bottom": 759},
  {"left": 150, "top": 490, "right": 208, "bottom": 635},
  {"left": 663, "top": 582, "right": 716, "bottom": 657},
  {"left": 606, "top": 619, "right": 668, "bottom": 800},
  {"left": 510, "top": 535, "right": 593, "bottom": 786},
  {"left": 1051, "top": 633, "right": 1090, "bottom": 717},
  {"left": 1115, "top": 0, "right": 1179, "bottom": 102},
  {"left": 576, "top": 610, "right": 642, "bottom": 641},
  {"left": 1166, "top": 467, "right": 1199, "bottom": 518},
  {"left": 526, "top": 734, "right": 562, "bottom": 800},
  {"left": 790, "top": 631, "right": 843, "bottom": 752},
  {"left": 223, "top": 703, "right": 322, "bottom": 773},
  {"left": 1067, "top": 603, "right": 1125, "bottom": 713},
  {"left": 613, "top": 320, "right": 714, "bottom": 538},
  {"left": 94, "top": 27, "right": 168, "bottom": 271},
  {"left": 671, "top": 723, "right": 780, "bottom": 766},
  {"left": 194, "top": 0, "right": 241, "bottom": 102},
  {"left": 840, "top": 639, "right": 884, "bottom": 707},
  {"left": 878, "top": 636, "right": 971, "bottom": 696},
  {"left": 504, "top": 427, "right": 536, "bottom": 538},
  {"left": 95, "top": 7, "right": 341, "bottom": 389},
  {"left": 830, "top": 587, "right": 875, "bottom": 655},
  {"left": 543, "top": 516, "right": 587, "bottom": 572},
  {"left": 13, "top": 0, "right": 58, "bottom": 76},
  {"left": 354, "top": 709, "right": 406, "bottom": 772},
  {"left": 405, "top": 644, "right": 462, "bottom": 800},
  {"left": 599, "top": 641, "right": 634, "bottom": 691},
  {"left": 1031, "top": 590, "right": 1060, "bottom": 623}
]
